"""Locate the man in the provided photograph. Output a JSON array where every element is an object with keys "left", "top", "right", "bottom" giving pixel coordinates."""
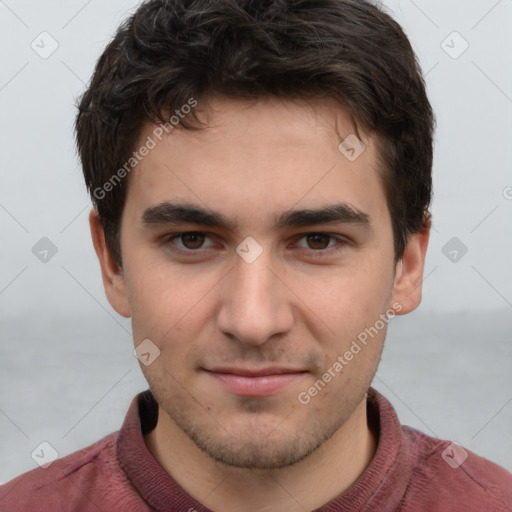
[{"left": 1, "top": 0, "right": 511, "bottom": 510}]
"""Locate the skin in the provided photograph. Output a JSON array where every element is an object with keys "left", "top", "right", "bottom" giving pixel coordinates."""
[{"left": 90, "top": 95, "right": 430, "bottom": 511}]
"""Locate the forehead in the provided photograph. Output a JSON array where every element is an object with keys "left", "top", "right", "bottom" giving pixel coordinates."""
[{"left": 123, "top": 96, "right": 388, "bottom": 232}]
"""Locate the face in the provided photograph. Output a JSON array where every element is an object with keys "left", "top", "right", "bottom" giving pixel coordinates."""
[{"left": 92, "top": 96, "right": 427, "bottom": 470}]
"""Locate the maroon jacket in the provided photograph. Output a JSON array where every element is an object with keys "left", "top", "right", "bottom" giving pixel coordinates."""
[{"left": 1, "top": 388, "right": 511, "bottom": 511}]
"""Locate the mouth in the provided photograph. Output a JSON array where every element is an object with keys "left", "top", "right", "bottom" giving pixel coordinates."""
[{"left": 203, "top": 367, "right": 308, "bottom": 397}]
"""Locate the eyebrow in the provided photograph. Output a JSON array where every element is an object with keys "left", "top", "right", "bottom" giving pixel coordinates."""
[{"left": 141, "top": 201, "right": 371, "bottom": 231}]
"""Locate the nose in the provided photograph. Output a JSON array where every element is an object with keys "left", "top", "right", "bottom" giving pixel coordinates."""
[{"left": 216, "top": 247, "right": 294, "bottom": 347}]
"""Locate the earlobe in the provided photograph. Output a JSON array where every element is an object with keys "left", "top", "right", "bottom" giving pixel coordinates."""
[
  {"left": 89, "top": 209, "right": 131, "bottom": 318},
  {"left": 391, "top": 222, "right": 431, "bottom": 315}
]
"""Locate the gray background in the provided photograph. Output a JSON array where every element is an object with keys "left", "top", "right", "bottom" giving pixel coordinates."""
[{"left": 0, "top": 0, "right": 511, "bottom": 485}]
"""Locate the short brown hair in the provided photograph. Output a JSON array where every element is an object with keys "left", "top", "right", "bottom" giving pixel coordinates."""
[{"left": 75, "top": 0, "right": 435, "bottom": 266}]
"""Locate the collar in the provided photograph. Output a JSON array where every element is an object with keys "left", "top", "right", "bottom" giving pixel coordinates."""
[{"left": 116, "top": 387, "right": 412, "bottom": 511}]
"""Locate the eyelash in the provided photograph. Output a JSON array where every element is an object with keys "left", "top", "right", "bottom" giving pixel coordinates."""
[{"left": 164, "top": 232, "right": 350, "bottom": 258}]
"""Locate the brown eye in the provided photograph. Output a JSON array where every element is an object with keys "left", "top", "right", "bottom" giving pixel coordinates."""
[
  {"left": 306, "top": 234, "right": 331, "bottom": 250},
  {"left": 179, "top": 232, "right": 206, "bottom": 250},
  {"left": 295, "top": 233, "right": 349, "bottom": 257},
  {"left": 165, "top": 231, "right": 219, "bottom": 256}
]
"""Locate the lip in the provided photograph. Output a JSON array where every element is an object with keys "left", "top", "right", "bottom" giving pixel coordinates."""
[
  {"left": 204, "top": 367, "right": 307, "bottom": 396},
  {"left": 207, "top": 366, "right": 305, "bottom": 377}
]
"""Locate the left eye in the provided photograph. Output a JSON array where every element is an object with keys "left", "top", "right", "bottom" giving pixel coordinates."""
[{"left": 167, "top": 232, "right": 215, "bottom": 251}]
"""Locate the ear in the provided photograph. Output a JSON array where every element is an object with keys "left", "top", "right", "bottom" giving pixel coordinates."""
[
  {"left": 391, "top": 221, "right": 431, "bottom": 315},
  {"left": 89, "top": 208, "right": 131, "bottom": 318}
]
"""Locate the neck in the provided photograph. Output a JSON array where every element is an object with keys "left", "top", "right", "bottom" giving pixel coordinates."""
[{"left": 144, "top": 396, "right": 377, "bottom": 512}]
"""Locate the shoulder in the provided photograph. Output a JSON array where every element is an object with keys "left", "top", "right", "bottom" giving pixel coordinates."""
[
  {"left": 0, "top": 432, "right": 140, "bottom": 512},
  {"left": 400, "top": 426, "right": 512, "bottom": 512}
]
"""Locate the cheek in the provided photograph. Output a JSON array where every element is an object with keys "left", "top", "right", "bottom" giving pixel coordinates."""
[
  {"left": 124, "top": 254, "right": 220, "bottom": 345},
  {"left": 315, "top": 258, "right": 394, "bottom": 325},
  {"left": 304, "top": 268, "right": 394, "bottom": 381}
]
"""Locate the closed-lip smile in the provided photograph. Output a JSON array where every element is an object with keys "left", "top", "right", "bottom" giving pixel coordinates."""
[
  {"left": 204, "top": 367, "right": 307, "bottom": 396},
  {"left": 205, "top": 366, "right": 306, "bottom": 377}
]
